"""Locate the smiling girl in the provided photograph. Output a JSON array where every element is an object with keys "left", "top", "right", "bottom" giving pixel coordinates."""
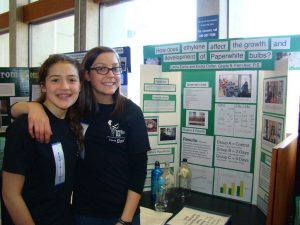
[{"left": 2, "top": 54, "right": 83, "bottom": 225}]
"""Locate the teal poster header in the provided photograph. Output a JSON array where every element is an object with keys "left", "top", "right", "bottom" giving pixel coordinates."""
[{"left": 144, "top": 35, "right": 300, "bottom": 71}]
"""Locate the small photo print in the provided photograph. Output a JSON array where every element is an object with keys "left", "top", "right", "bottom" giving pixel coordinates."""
[
  {"left": 145, "top": 117, "right": 158, "bottom": 134},
  {"left": 262, "top": 115, "right": 284, "bottom": 152},
  {"left": 218, "top": 74, "right": 250, "bottom": 97},
  {"left": 263, "top": 77, "right": 286, "bottom": 115},
  {"left": 186, "top": 110, "right": 208, "bottom": 129},
  {"left": 120, "top": 57, "right": 127, "bottom": 71},
  {"left": 144, "top": 57, "right": 161, "bottom": 65},
  {"left": 216, "top": 70, "right": 257, "bottom": 103},
  {"left": 264, "top": 79, "right": 284, "bottom": 104},
  {"left": 159, "top": 126, "right": 177, "bottom": 144}
]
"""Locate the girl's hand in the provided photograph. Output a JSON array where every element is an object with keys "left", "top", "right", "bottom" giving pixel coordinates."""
[{"left": 27, "top": 102, "right": 52, "bottom": 143}]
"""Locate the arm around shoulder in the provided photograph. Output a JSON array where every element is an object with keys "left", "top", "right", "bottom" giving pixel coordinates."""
[
  {"left": 10, "top": 101, "right": 33, "bottom": 118},
  {"left": 10, "top": 102, "right": 52, "bottom": 143}
]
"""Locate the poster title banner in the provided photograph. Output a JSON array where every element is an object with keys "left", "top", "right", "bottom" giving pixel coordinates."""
[{"left": 144, "top": 35, "right": 300, "bottom": 71}]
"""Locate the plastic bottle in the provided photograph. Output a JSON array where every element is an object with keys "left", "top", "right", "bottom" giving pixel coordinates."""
[
  {"left": 154, "top": 175, "right": 167, "bottom": 211},
  {"left": 162, "top": 162, "right": 175, "bottom": 192},
  {"left": 177, "top": 158, "right": 192, "bottom": 199},
  {"left": 151, "top": 161, "right": 162, "bottom": 203}
]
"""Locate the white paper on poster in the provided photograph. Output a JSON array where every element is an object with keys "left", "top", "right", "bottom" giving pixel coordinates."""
[
  {"left": 181, "top": 133, "right": 214, "bottom": 166},
  {"left": 189, "top": 164, "right": 214, "bottom": 195},
  {"left": 214, "top": 103, "right": 256, "bottom": 138},
  {"left": 143, "top": 95, "right": 176, "bottom": 112},
  {"left": 10, "top": 96, "right": 29, "bottom": 106},
  {"left": 257, "top": 187, "right": 269, "bottom": 215},
  {"left": 144, "top": 83, "right": 176, "bottom": 92},
  {"left": 183, "top": 87, "right": 212, "bottom": 110},
  {"left": 147, "top": 147, "right": 174, "bottom": 165},
  {"left": 147, "top": 154, "right": 174, "bottom": 164},
  {"left": 263, "top": 76, "right": 286, "bottom": 115},
  {"left": 182, "top": 127, "right": 206, "bottom": 135},
  {"left": 258, "top": 160, "right": 271, "bottom": 192},
  {"left": 214, "top": 136, "right": 252, "bottom": 172},
  {"left": 233, "top": 104, "right": 256, "bottom": 138},
  {"left": 0, "top": 83, "right": 15, "bottom": 96},
  {"left": 215, "top": 70, "right": 257, "bottom": 103},
  {"left": 148, "top": 148, "right": 173, "bottom": 155},
  {"left": 214, "top": 104, "right": 234, "bottom": 136},
  {"left": 261, "top": 114, "right": 284, "bottom": 152},
  {"left": 213, "top": 168, "right": 253, "bottom": 202},
  {"left": 31, "top": 84, "right": 41, "bottom": 101}
]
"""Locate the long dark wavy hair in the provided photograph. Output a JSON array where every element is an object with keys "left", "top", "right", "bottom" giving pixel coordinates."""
[
  {"left": 78, "top": 46, "right": 127, "bottom": 116},
  {"left": 36, "top": 54, "right": 84, "bottom": 147}
]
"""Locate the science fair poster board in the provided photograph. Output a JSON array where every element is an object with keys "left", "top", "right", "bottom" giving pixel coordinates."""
[
  {"left": 0, "top": 68, "right": 30, "bottom": 169},
  {"left": 140, "top": 65, "right": 181, "bottom": 190},
  {"left": 140, "top": 66, "right": 258, "bottom": 202},
  {"left": 143, "top": 35, "right": 300, "bottom": 203}
]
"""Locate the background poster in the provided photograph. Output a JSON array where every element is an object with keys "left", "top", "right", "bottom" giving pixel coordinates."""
[{"left": 0, "top": 68, "right": 30, "bottom": 169}]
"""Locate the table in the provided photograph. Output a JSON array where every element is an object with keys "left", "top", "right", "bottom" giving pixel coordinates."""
[{"left": 140, "top": 190, "right": 266, "bottom": 225}]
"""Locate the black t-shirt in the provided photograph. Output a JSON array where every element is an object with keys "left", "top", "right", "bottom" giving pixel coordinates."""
[
  {"left": 2, "top": 107, "right": 79, "bottom": 225},
  {"left": 72, "top": 99, "right": 150, "bottom": 218}
]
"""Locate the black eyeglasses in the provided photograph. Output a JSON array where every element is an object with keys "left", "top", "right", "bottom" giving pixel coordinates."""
[{"left": 89, "top": 66, "right": 122, "bottom": 75}]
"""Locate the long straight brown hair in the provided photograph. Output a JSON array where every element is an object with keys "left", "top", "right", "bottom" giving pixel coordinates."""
[{"left": 78, "top": 46, "right": 127, "bottom": 116}]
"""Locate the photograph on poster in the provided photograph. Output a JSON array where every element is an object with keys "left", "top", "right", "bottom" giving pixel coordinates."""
[
  {"left": 215, "top": 70, "right": 257, "bottom": 103},
  {"left": 275, "top": 50, "right": 300, "bottom": 69},
  {"left": 144, "top": 57, "right": 161, "bottom": 65},
  {"left": 263, "top": 77, "right": 286, "bottom": 115},
  {"left": 186, "top": 110, "right": 208, "bottom": 129},
  {"left": 159, "top": 126, "right": 177, "bottom": 144},
  {"left": 145, "top": 117, "right": 158, "bottom": 135},
  {"left": 120, "top": 56, "right": 127, "bottom": 71},
  {"left": 261, "top": 115, "right": 284, "bottom": 152},
  {"left": 0, "top": 99, "right": 8, "bottom": 114},
  {"left": 276, "top": 52, "right": 289, "bottom": 61}
]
